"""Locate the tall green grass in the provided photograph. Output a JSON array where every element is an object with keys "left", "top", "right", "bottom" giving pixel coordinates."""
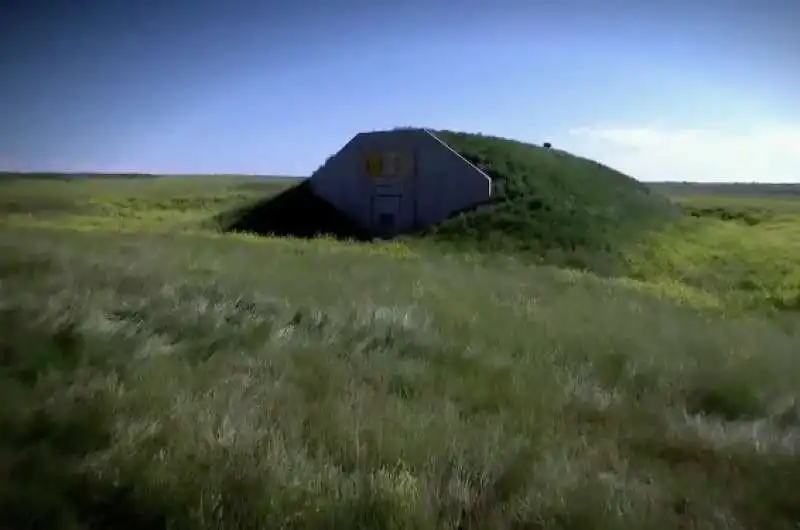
[
  {"left": 2, "top": 220, "right": 800, "bottom": 529},
  {"left": 625, "top": 194, "right": 800, "bottom": 314},
  {"left": 1, "top": 174, "right": 800, "bottom": 529}
]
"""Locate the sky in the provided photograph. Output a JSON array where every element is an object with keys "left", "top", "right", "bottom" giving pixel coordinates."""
[{"left": 1, "top": 0, "right": 798, "bottom": 182}]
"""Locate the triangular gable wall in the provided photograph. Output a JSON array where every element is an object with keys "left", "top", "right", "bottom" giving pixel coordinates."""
[{"left": 422, "top": 129, "right": 493, "bottom": 197}]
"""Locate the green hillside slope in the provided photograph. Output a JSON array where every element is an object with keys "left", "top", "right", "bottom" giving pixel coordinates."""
[{"left": 425, "top": 130, "right": 680, "bottom": 273}]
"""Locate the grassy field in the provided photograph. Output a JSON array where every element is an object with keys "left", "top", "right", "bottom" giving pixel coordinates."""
[
  {"left": 626, "top": 190, "right": 800, "bottom": 315},
  {"left": 1, "top": 170, "right": 800, "bottom": 530}
]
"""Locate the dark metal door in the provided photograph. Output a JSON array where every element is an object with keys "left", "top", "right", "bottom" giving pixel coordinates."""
[{"left": 371, "top": 194, "right": 402, "bottom": 237}]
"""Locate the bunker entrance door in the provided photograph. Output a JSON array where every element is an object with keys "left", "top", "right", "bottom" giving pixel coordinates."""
[{"left": 371, "top": 195, "right": 401, "bottom": 237}]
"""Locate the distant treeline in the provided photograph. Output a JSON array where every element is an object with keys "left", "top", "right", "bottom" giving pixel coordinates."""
[{"left": 649, "top": 181, "right": 800, "bottom": 197}]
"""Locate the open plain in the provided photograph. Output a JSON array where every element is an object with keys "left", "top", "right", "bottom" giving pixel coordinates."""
[{"left": 2, "top": 149, "right": 800, "bottom": 529}]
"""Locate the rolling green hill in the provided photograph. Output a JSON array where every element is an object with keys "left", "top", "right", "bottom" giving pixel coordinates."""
[
  {"left": 218, "top": 130, "right": 680, "bottom": 276},
  {"left": 426, "top": 130, "right": 680, "bottom": 273}
]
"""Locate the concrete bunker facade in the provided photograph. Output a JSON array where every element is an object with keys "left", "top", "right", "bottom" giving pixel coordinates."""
[{"left": 309, "top": 128, "right": 493, "bottom": 237}]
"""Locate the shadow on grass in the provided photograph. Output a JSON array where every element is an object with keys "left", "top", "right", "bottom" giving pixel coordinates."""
[
  {"left": 0, "top": 312, "right": 171, "bottom": 530},
  {"left": 683, "top": 205, "right": 768, "bottom": 226},
  {"left": 213, "top": 180, "right": 372, "bottom": 241},
  {"left": 0, "top": 197, "right": 81, "bottom": 216}
]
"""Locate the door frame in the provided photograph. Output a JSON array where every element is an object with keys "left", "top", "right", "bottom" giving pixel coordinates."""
[{"left": 370, "top": 193, "right": 402, "bottom": 237}]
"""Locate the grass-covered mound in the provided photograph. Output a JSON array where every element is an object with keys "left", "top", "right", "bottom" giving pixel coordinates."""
[
  {"left": 423, "top": 131, "right": 680, "bottom": 274},
  {"left": 214, "top": 180, "right": 370, "bottom": 240},
  {"left": 211, "top": 129, "right": 680, "bottom": 274}
]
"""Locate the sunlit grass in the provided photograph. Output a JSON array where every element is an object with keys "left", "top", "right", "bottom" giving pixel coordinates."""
[
  {"left": 0, "top": 176, "right": 292, "bottom": 235},
  {"left": 2, "top": 224, "right": 800, "bottom": 530},
  {"left": 5, "top": 177, "right": 800, "bottom": 315},
  {"left": 2, "top": 176, "right": 800, "bottom": 529},
  {"left": 4, "top": 176, "right": 800, "bottom": 315},
  {"left": 624, "top": 195, "right": 800, "bottom": 313}
]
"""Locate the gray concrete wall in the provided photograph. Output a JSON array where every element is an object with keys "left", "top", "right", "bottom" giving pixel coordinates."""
[{"left": 310, "top": 129, "right": 492, "bottom": 236}]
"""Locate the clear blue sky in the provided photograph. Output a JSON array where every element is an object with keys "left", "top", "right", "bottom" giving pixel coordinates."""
[{"left": 2, "top": 0, "right": 798, "bottom": 181}]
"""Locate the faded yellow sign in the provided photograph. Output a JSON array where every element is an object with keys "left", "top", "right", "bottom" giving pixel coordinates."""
[
  {"left": 364, "top": 152, "right": 383, "bottom": 176},
  {"left": 364, "top": 151, "right": 414, "bottom": 179}
]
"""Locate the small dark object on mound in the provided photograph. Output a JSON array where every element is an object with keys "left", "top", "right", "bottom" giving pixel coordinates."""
[
  {"left": 215, "top": 180, "right": 370, "bottom": 240},
  {"left": 543, "top": 142, "right": 552, "bottom": 149}
]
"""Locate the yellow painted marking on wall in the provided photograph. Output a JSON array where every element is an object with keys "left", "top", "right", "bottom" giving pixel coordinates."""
[
  {"left": 364, "top": 152, "right": 383, "bottom": 176},
  {"left": 364, "top": 151, "right": 415, "bottom": 179}
]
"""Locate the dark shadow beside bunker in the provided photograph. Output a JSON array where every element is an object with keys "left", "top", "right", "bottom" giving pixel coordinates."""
[{"left": 214, "top": 180, "right": 372, "bottom": 241}]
